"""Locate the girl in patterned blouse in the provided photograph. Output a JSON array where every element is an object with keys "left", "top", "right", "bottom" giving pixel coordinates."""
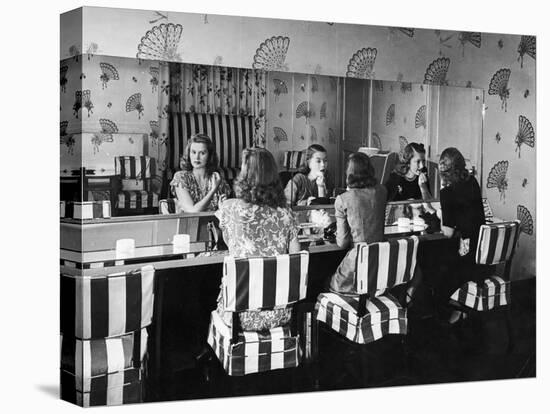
[
  {"left": 216, "top": 147, "right": 300, "bottom": 331},
  {"left": 170, "top": 134, "right": 231, "bottom": 213}
]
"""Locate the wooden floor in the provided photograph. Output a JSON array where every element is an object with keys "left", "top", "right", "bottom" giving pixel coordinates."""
[{"left": 144, "top": 278, "right": 536, "bottom": 402}]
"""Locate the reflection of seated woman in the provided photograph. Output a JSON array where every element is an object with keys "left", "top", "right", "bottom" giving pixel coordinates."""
[
  {"left": 385, "top": 143, "right": 431, "bottom": 202},
  {"left": 169, "top": 134, "right": 231, "bottom": 213},
  {"left": 215, "top": 147, "right": 300, "bottom": 331},
  {"left": 437, "top": 147, "right": 488, "bottom": 324},
  {"left": 284, "top": 144, "right": 334, "bottom": 206},
  {"left": 329, "top": 153, "right": 387, "bottom": 294}
]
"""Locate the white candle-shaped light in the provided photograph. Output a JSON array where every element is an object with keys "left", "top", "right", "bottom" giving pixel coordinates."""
[
  {"left": 115, "top": 238, "right": 135, "bottom": 258},
  {"left": 173, "top": 234, "right": 190, "bottom": 253}
]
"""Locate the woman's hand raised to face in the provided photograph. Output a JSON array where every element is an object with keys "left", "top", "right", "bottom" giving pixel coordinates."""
[
  {"left": 315, "top": 172, "right": 326, "bottom": 187},
  {"left": 210, "top": 171, "right": 222, "bottom": 191}
]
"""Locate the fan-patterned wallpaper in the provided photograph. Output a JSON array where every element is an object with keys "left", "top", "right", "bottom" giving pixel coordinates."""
[{"left": 61, "top": 7, "right": 536, "bottom": 280}]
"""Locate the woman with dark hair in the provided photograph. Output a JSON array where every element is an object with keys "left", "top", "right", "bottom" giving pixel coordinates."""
[
  {"left": 438, "top": 147, "right": 487, "bottom": 324},
  {"left": 215, "top": 147, "right": 300, "bottom": 330},
  {"left": 385, "top": 142, "right": 432, "bottom": 201},
  {"left": 284, "top": 144, "right": 334, "bottom": 206},
  {"left": 329, "top": 152, "right": 387, "bottom": 294},
  {"left": 169, "top": 133, "right": 231, "bottom": 213}
]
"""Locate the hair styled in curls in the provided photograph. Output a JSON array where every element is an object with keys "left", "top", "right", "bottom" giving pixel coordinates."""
[
  {"left": 438, "top": 147, "right": 470, "bottom": 187},
  {"left": 234, "top": 147, "right": 286, "bottom": 209},
  {"left": 180, "top": 133, "right": 220, "bottom": 175},
  {"left": 396, "top": 142, "right": 426, "bottom": 175},
  {"left": 346, "top": 152, "right": 377, "bottom": 189},
  {"left": 298, "top": 144, "right": 328, "bottom": 175}
]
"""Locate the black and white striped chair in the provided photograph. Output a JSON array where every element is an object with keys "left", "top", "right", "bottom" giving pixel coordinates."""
[
  {"left": 206, "top": 252, "right": 310, "bottom": 376},
  {"left": 449, "top": 221, "right": 520, "bottom": 351},
  {"left": 283, "top": 150, "right": 304, "bottom": 171},
  {"left": 60, "top": 200, "right": 111, "bottom": 219},
  {"left": 115, "top": 156, "right": 159, "bottom": 215},
  {"left": 60, "top": 265, "right": 155, "bottom": 407},
  {"left": 313, "top": 237, "right": 419, "bottom": 385},
  {"left": 159, "top": 198, "right": 177, "bottom": 214}
]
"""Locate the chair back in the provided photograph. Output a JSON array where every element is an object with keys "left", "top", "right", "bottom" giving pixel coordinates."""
[
  {"left": 115, "top": 156, "right": 154, "bottom": 180},
  {"left": 476, "top": 220, "right": 520, "bottom": 265},
  {"left": 159, "top": 199, "right": 177, "bottom": 214},
  {"left": 355, "top": 236, "right": 419, "bottom": 295},
  {"left": 283, "top": 150, "right": 304, "bottom": 171},
  {"left": 60, "top": 265, "right": 155, "bottom": 339},
  {"left": 222, "top": 252, "right": 309, "bottom": 312}
]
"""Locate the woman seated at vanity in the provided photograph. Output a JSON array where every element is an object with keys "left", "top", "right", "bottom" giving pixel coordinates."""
[
  {"left": 215, "top": 147, "right": 300, "bottom": 330},
  {"left": 284, "top": 144, "right": 334, "bottom": 206},
  {"left": 170, "top": 133, "right": 231, "bottom": 213},
  {"left": 329, "top": 152, "right": 387, "bottom": 294},
  {"left": 385, "top": 142, "right": 432, "bottom": 202}
]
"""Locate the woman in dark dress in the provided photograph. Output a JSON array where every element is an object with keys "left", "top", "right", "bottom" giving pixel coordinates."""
[
  {"left": 385, "top": 142, "right": 432, "bottom": 201},
  {"left": 438, "top": 147, "right": 488, "bottom": 323}
]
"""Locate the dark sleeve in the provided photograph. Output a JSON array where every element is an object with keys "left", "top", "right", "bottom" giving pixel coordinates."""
[
  {"left": 384, "top": 173, "right": 401, "bottom": 202},
  {"left": 439, "top": 188, "right": 456, "bottom": 228}
]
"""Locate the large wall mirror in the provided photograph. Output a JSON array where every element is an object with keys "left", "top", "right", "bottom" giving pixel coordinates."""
[{"left": 60, "top": 55, "right": 484, "bottom": 218}]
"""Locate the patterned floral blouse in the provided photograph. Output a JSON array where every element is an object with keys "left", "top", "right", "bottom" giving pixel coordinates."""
[
  {"left": 170, "top": 170, "right": 231, "bottom": 212},
  {"left": 215, "top": 198, "right": 300, "bottom": 331}
]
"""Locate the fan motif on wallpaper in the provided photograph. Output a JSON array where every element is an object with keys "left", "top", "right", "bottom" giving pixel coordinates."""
[
  {"left": 398, "top": 136, "right": 409, "bottom": 159},
  {"left": 149, "top": 66, "right": 159, "bottom": 92},
  {"left": 149, "top": 120, "right": 160, "bottom": 144},
  {"left": 386, "top": 104, "right": 395, "bottom": 126},
  {"left": 90, "top": 119, "right": 117, "bottom": 154},
  {"left": 415, "top": 105, "right": 427, "bottom": 129},
  {"left": 329, "top": 76, "right": 338, "bottom": 91},
  {"left": 252, "top": 36, "right": 290, "bottom": 71},
  {"left": 60, "top": 121, "right": 75, "bottom": 155},
  {"left": 310, "top": 76, "right": 319, "bottom": 93},
  {"left": 296, "top": 101, "right": 314, "bottom": 122},
  {"left": 137, "top": 23, "right": 183, "bottom": 61},
  {"left": 320, "top": 102, "right": 327, "bottom": 119},
  {"left": 374, "top": 80, "right": 384, "bottom": 92},
  {"left": 126, "top": 93, "right": 144, "bottom": 119},
  {"left": 515, "top": 115, "right": 535, "bottom": 158},
  {"left": 346, "top": 47, "right": 378, "bottom": 79},
  {"left": 371, "top": 132, "right": 381, "bottom": 149},
  {"left": 99, "top": 62, "right": 120, "bottom": 89},
  {"left": 458, "top": 32, "right": 481, "bottom": 56},
  {"left": 60, "top": 65, "right": 68, "bottom": 93},
  {"left": 309, "top": 125, "right": 318, "bottom": 142},
  {"left": 424, "top": 57, "right": 450, "bottom": 85},
  {"left": 272, "top": 78, "right": 288, "bottom": 98},
  {"left": 272, "top": 127, "right": 288, "bottom": 144},
  {"left": 328, "top": 128, "right": 336, "bottom": 144},
  {"left": 517, "top": 205, "right": 534, "bottom": 236},
  {"left": 73, "top": 90, "right": 93, "bottom": 118},
  {"left": 517, "top": 35, "right": 536, "bottom": 68},
  {"left": 86, "top": 42, "right": 98, "bottom": 60},
  {"left": 397, "top": 27, "right": 415, "bottom": 37},
  {"left": 486, "top": 160, "right": 509, "bottom": 201},
  {"left": 488, "top": 68, "right": 511, "bottom": 112}
]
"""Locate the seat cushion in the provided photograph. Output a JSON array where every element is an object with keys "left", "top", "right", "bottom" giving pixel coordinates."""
[
  {"left": 450, "top": 276, "right": 510, "bottom": 311},
  {"left": 315, "top": 292, "right": 407, "bottom": 344},
  {"left": 117, "top": 191, "right": 159, "bottom": 209},
  {"left": 207, "top": 310, "right": 301, "bottom": 376}
]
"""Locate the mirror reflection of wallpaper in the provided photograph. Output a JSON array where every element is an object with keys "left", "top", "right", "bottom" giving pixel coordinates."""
[
  {"left": 267, "top": 72, "right": 339, "bottom": 186},
  {"left": 371, "top": 81, "right": 428, "bottom": 153}
]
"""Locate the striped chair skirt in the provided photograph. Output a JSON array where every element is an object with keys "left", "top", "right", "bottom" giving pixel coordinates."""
[
  {"left": 207, "top": 310, "right": 301, "bottom": 376},
  {"left": 315, "top": 292, "right": 407, "bottom": 345}
]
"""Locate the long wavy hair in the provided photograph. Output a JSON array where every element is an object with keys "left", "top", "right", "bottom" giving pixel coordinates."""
[
  {"left": 438, "top": 147, "right": 470, "bottom": 187},
  {"left": 298, "top": 144, "right": 328, "bottom": 175},
  {"left": 180, "top": 133, "right": 220, "bottom": 175},
  {"left": 346, "top": 152, "right": 377, "bottom": 189},
  {"left": 396, "top": 142, "right": 426, "bottom": 176},
  {"left": 234, "top": 147, "right": 286, "bottom": 208}
]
